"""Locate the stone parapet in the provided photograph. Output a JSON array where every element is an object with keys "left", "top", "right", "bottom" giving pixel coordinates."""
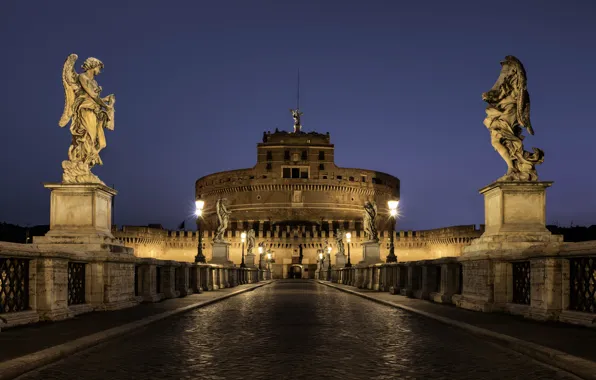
[{"left": 0, "top": 242, "right": 271, "bottom": 330}]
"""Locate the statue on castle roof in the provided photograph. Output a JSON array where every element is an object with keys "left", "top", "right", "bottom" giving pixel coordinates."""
[
  {"left": 214, "top": 198, "right": 231, "bottom": 243},
  {"left": 290, "top": 108, "right": 303, "bottom": 133},
  {"left": 363, "top": 201, "right": 379, "bottom": 242},
  {"left": 482, "top": 55, "right": 544, "bottom": 182},
  {"left": 59, "top": 54, "right": 116, "bottom": 185}
]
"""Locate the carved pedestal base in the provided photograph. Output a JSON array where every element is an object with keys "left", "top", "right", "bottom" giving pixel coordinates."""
[
  {"left": 464, "top": 181, "right": 562, "bottom": 253},
  {"left": 210, "top": 242, "right": 233, "bottom": 265},
  {"left": 358, "top": 241, "right": 382, "bottom": 266},
  {"left": 34, "top": 183, "right": 132, "bottom": 254}
]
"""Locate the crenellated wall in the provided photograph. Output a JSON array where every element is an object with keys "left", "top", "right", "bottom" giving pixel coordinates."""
[{"left": 113, "top": 224, "right": 485, "bottom": 276}]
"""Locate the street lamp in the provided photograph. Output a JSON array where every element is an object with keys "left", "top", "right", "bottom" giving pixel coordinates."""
[
  {"left": 258, "top": 244, "right": 264, "bottom": 270},
  {"left": 327, "top": 245, "right": 332, "bottom": 281},
  {"left": 318, "top": 250, "right": 325, "bottom": 280},
  {"left": 240, "top": 232, "right": 247, "bottom": 268},
  {"left": 194, "top": 200, "right": 206, "bottom": 263},
  {"left": 386, "top": 200, "right": 399, "bottom": 263},
  {"left": 345, "top": 232, "right": 352, "bottom": 268},
  {"left": 266, "top": 251, "right": 272, "bottom": 274}
]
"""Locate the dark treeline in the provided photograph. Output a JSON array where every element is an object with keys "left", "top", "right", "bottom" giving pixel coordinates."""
[{"left": 1, "top": 222, "right": 596, "bottom": 244}]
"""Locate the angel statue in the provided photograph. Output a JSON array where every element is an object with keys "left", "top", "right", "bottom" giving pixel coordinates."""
[
  {"left": 363, "top": 201, "right": 378, "bottom": 242},
  {"left": 335, "top": 228, "right": 346, "bottom": 256},
  {"left": 482, "top": 56, "right": 544, "bottom": 182},
  {"left": 290, "top": 108, "right": 303, "bottom": 133},
  {"left": 59, "top": 54, "right": 116, "bottom": 185},
  {"left": 214, "top": 198, "right": 231, "bottom": 243},
  {"left": 246, "top": 229, "right": 256, "bottom": 254}
]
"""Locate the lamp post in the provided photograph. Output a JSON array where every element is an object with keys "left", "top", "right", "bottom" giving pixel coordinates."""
[
  {"left": 386, "top": 200, "right": 399, "bottom": 263},
  {"left": 266, "top": 251, "right": 272, "bottom": 276},
  {"left": 318, "top": 250, "right": 324, "bottom": 280},
  {"left": 345, "top": 232, "right": 352, "bottom": 268},
  {"left": 194, "top": 200, "right": 206, "bottom": 263},
  {"left": 258, "top": 244, "right": 264, "bottom": 270},
  {"left": 240, "top": 232, "right": 247, "bottom": 268},
  {"left": 327, "top": 245, "right": 332, "bottom": 281}
]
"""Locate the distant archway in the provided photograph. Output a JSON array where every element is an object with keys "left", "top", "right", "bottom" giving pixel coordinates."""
[{"left": 289, "top": 265, "right": 303, "bottom": 279}]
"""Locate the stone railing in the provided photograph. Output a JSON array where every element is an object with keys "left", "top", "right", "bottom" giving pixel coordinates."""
[
  {"left": 0, "top": 242, "right": 270, "bottom": 330},
  {"left": 330, "top": 240, "right": 596, "bottom": 327}
]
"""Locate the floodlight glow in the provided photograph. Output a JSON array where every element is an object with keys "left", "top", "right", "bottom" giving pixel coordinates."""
[
  {"left": 195, "top": 200, "right": 205, "bottom": 217},
  {"left": 258, "top": 246, "right": 263, "bottom": 254},
  {"left": 241, "top": 232, "right": 246, "bottom": 242},
  {"left": 327, "top": 246, "right": 332, "bottom": 253}
]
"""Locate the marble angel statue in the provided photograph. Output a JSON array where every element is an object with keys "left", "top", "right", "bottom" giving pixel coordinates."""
[
  {"left": 59, "top": 54, "right": 116, "bottom": 185},
  {"left": 334, "top": 228, "right": 346, "bottom": 256},
  {"left": 214, "top": 198, "right": 231, "bottom": 243},
  {"left": 363, "top": 201, "right": 378, "bottom": 242},
  {"left": 290, "top": 108, "right": 303, "bottom": 133},
  {"left": 246, "top": 229, "right": 256, "bottom": 254},
  {"left": 482, "top": 55, "right": 544, "bottom": 182}
]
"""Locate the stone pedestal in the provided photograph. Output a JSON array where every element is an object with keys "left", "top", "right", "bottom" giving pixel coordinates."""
[
  {"left": 210, "top": 242, "right": 233, "bottom": 265},
  {"left": 463, "top": 181, "right": 562, "bottom": 254},
  {"left": 34, "top": 183, "right": 131, "bottom": 254},
  {"left": 456, "top": 180, "right": 563, "bottom": 313},
  {"left": 245, "top": 253, "right": 256, "bottom": 267},
  {"left": 359, "top": 241, "right": 382, "bottom": 265},
  {"left": 335, "top": 253, "right": 346, "bottom": 268}
]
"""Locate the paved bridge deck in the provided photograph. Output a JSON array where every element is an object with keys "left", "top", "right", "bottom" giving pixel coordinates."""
[{"left": 1, "top": 280, "right": 591, "bottom": 379}]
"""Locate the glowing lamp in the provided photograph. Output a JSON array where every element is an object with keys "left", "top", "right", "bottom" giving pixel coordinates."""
[
  {"left": 195, "top": 200, "right": 205, "bottom": 217},
  {"left": 318, "top": 252, "right": 323, "bottom": 260},
  {"left": 388, "top": 200, "right": 399, "bottom": 217},
  {"left": 327, "top": 246, "right": 332, "bottom": 254},
  {"left": 258, "top": 246, "right": 263, "bottom": 254},
  {"left": 267, "top": 253, "right": 272, "bottom": 260},
  {"left": 241, "top": 232, "right": 246, "bottom": 243},
  {"left": 345, "top": 232, "right": 351, "bottom": 243}
]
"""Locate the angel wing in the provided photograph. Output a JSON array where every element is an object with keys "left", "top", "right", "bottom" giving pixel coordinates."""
[
  {"left": 59, "top": 54, "right": 80, "bottom": 127},
  {"left": 518, "top": 89, "right": 534, "bottom": 135}
]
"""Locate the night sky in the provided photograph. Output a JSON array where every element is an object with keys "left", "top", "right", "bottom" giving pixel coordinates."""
[{"left": 1, "top": 0, "right": 595, "bottom": 231}]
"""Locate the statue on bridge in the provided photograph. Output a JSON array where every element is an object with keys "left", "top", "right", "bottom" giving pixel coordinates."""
[
  {"left": 363, "top": 201, "right": 379, "bottom": 242},
  {"left": 482, "top": 55, "right": 544, "bottom": 182},
  {"left": 335, "top": 228, "right": 345, "bottom": 256},
  {"left": 246, "top": 229, "right": 256, "bottom": 254},
  {"left": 214, "top": 198, "right": 231, "bottom": 243},
  {"left": 59, "top": 54, "right": 116, "bottom": 185}
]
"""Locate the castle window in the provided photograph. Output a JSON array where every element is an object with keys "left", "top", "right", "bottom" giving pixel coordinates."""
[
  {"left": 349, "top": 176, "right": 354, "bottom": 181},
  {"left": 282, "top": 166, "right": 309, "bottom": 179},
  {"left": 372, "top": 178, "right": 383, "bottom": 185},
  {"left": 361, "top": 175, "right": 366, "bottom": 182},
  {"left": 322, "top": 175, "right": 327, "bottom": 179},
  {"left": 250, "top": 175, "right": 255, "bottom": 179},
  {"left": 266, "top": 163, "right": 272, "bottom": 171},
  {"left": 318, "top": 151, "right": 325, "bottom": 160},
  {"left": 301, "top": 150, "right": 307, "bottom": 160},
  {"left": 319, "top": 163, "right": 325, "bottom": 170},
  {"left": 284, "top": 150, "right": 290, "bottom": 160},
  {"left": 266, "top": 151, "right": 272, "bottom": 161},
  {"left": 337, "top": 175, "right": 343, "bottom": 180}
]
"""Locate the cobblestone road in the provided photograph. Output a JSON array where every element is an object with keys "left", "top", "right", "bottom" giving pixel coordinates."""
[{"left": 18, "top": 281, "right": 579, "bottom": 380}]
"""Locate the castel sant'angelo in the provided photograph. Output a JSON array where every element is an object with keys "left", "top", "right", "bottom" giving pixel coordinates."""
[{"left": 114, "top": 110, "right": 483, "bottom": 278}]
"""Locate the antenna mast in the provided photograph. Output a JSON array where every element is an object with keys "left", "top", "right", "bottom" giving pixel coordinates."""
[{"left": 297, "top": 68, "right": 300, "bottom": 110}]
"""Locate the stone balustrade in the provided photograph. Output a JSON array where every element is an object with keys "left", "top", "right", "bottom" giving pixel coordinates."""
[
  {"left": 0, "top": 242, "right": 270, "bottom": 330},
  {"left": 331, "top": 240, "right": 596, "bottom": 327}
]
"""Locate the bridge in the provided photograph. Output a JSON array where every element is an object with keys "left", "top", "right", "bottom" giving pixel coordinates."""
[{"left": 1, "top": 258, "right": 595, "bottom": 379}]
